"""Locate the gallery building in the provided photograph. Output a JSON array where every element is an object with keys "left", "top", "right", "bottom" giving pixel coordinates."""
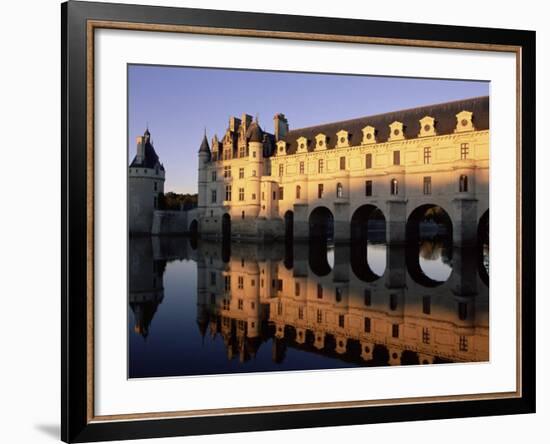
[{"left": 194, "top": 96, "right": 489, "bottom": 244}]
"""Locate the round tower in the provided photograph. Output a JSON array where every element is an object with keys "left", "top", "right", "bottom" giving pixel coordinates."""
[
  {"left": 246, "top": 118, "right": 263, "bottom": 218},
  {"left": 128, "top": 128, "right": 165, "bottom": 234}
]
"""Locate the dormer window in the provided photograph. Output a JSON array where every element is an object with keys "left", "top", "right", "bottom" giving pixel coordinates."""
[
  {"left": 315, "top": 133, "right": 327, "bottom": 151},
  {"left": 277, "top": 140, "right": 287, "bottom": 156},
  {"left": 336, "top": 130, "right": 349, "bottom": 148},
  {"left": 389, "top": 121, "right": 405, "bottom": 141},
  {"left": 296, "top": 136, "right": 308, "bottom": 153},
  {"left": 419, "top": 116, "right": 436, "bottom": 137},
  {"left": 455, "top": 110, "right": 475, "bottom": 133},
  {"left": 362, "top": 125, "right": 376, "bottom": 144}
]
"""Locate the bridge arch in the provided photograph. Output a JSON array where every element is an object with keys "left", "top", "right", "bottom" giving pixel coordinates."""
[
  {"left": 308, "top": 207, "right": 334, "bottom": 276},
  {"left": 189, "top": 219, "right": 198, "bottom": 236},
  {"left": 406, "top": 204, "right": 453, "bottom": 287},
  {"left": 350, "top": 205, "right": 387, "bottom": 282}
]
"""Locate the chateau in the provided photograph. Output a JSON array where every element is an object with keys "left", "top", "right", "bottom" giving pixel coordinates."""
[
  {"left": 129, "top": 96, "right": 489, "bottom": 244},
  {"left": 194, "top": 96, "right": 489, "bottom": 244}
]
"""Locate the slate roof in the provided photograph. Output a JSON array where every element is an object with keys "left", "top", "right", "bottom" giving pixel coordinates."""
[
  {"left": 130, "top": 134, "right": 165, "bottom": 170},
  {"left": 282, "top": 96, "right": 489, "bottom": 155}
]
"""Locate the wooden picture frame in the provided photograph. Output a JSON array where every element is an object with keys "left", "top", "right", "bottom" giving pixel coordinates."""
[{"left": 62, "top": 1, "right": 536, "bottom": 442}]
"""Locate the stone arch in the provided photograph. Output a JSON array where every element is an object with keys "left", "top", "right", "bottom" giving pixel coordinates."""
[
  {"left": 189, "top": 219, "right": 198, "bottom": 236},
  {"left": 284, "top": 210, "right": 294, "bottom": 241},
  {"left": 406, "top": 204, "right": 453, "bottom": 287},
  {"left": 350, "top": 205, "right": 387, "bottom": 282},
  {"left": 308, "top": 207, "right": 334, "bottom": 277},
  {"left": 222, "top": 213, "right": 231, "bottom": 238}
]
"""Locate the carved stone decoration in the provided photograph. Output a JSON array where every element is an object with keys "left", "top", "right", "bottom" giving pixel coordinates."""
[
  {"left": 276, "top": 140, "right": 287, "bottom": 156},
  {"left": 336, "top": 129, "right": 350, "bottom": 148},
  {"left": 361, "top": 125, "right": 376, "bottom": 144},
  {"left": 455, "top": 110, "right": 475, "bottom": 133},
  {"left": 296, "top": 136, "right": 309, "bottom": 153},
  {"left": 419, "top": 115, "right": 436, "bottom": 137},
  {"left": 314, "top": 133, "right": 328, "bottom": 151},
  {"left": 389, "top": 121, "right": 405, "bottom": 141}
]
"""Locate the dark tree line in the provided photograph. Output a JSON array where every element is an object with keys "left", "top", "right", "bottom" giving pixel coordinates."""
[{"left": 158, "top": 192, "right": 198, "bottom": 211}]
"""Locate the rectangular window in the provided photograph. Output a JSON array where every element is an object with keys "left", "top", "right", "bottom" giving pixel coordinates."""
[
  {"left": 392, "top": 324, "right": 400, "bottom": 338},
  {"left": 239, "top": 146, "right": 245, "bottom": 158},
  {"left": 338, "top": 314, "right": 345, "bottom": 328},
  {"left": 238, "top": 188, "right": 245, "bottom": 201},
  {"left": 423, "top": 147, "right": 432, "bottom": 164},
  {"left": 318, "top": 159, "right": 324, "bottom": 173},
  {"left": 295, "top": 282, "right": 300, "bottom": 296},
  {"left": 278, "top": 187, "right": 284, "bottom": 200},
  {"left": 277, "top": 279, "right": 283, "bottom": 292},
  {"left": 223, "top": 166, "right": 231, "bottom": 178},
  {"left": 238, "top": 276, "right": 244, "bottom": 289},
  {"left": 239, "top": 167, "right": 244, "bottom": 179},
  {"left": 224, "top": 275, "right": 231, "bottom": 291},
  {"left": 153, "top": 196, "right": 157, "bottom": 209},
  {"left": 223, "top": 149, "right": 231, "bottom": 160},
  {"left": 211, "top": 171, "right": 217, "bottom": 181},
  {"left": 393, "top": 150, "right": 400, "bottom": 165},
  {"left": 365, "top": 153, "right": 372, "bottom": 169},
  {"left": 225, "top": 185, "right": 232, "bottom": 201},
  {"left": 461, "top": 142, "right": 469, "bottom": 160},
  {"left": 299, "top": 161, "right": 305, "bottom": 175},
  {"left": 423, "top": 176, "right": 432, "bottom": 195},
  {"left": 238, "top": 299, "right": 243, "bottom": 310},
  {"left": 211, "top": 190, "right": 217, "bottom": 203},
  {"left": 365, "top": 180, "right": 373, "bottom": 196},
  {"left": 364, "top": 317, "right": 371, "bottom": 333},
  {"left": 339, "top": 156, "right": 346, "bottom": 170},
  {"left": 317, "top": 284, "right": 323, "bottom": 299},
  {"left": 261, "top": 192, "right": 265, "bottom": 200},
  {"left": 277, "top": 302, "right": 283, "bottom": 316},
  {"left": 318, "top": 183, "right": 324, "bottom": 198},
  {"left": 154, "top": 182, "right": 158, "bottom": 191},
  {"left": 422, "top": 296, "right": 431, "bottom": 315},
  {"left": 272, "top": 191, "right": 276, "bottom": 200},
  {"left": 298, "top": 306, "right": 304, "bottom": 320},
  {"left": 316, "top": 309, "right": 322, "bottom": 323},
  {"left": 210, "top": 272, "right": 216, "bottom": 285},
  {"left": 279, "top": 164, "right": 284, "bottom": 177},
  {"left": 251, "top": 193, "right": 256, "bottom": 200}
]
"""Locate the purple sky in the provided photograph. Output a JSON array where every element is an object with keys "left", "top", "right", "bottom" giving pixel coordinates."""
[{"left": 128, "top": 65, "right": 489, "bottom": 194}]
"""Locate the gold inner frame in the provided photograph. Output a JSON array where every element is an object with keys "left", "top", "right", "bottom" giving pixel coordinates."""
[{"left": 85, "top": 19, "right": 523, "bottom": 423}]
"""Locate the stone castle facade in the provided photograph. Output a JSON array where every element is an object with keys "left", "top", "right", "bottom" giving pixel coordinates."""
[{"left": 194, "top": 96, "right": 489, "bottom": 244}]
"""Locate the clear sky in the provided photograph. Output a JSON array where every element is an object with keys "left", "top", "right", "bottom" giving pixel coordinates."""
[{"left": 128, "top": 65, "right": 489, "bottom": 194}]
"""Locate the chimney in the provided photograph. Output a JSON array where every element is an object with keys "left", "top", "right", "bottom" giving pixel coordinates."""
[
  {"left": 135, "top": 136, "right": 145, "bottom": 163},
  {"left": 241, "top": 113, "right": 253, "bottom": 133},
  {"left": 273, "top": 113, "right": 289, "bottom": 141}
]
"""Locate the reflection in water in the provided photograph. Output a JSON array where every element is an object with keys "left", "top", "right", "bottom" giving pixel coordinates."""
[{"left": 129, "top": 232, "right": 489, "bottom": 378}]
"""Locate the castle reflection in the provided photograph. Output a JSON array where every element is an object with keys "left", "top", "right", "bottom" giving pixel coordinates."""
[{"left": 129, "top": 235, "right": 489, "bottom": 378}]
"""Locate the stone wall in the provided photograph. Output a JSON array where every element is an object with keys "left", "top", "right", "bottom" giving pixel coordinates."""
[{"left": 151, "top": 210, "right": 188, "bottom": 235}]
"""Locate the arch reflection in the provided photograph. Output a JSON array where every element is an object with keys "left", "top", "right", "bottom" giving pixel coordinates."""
[{"left": 128, "top": 236, "right": 489, "bottom": 378}]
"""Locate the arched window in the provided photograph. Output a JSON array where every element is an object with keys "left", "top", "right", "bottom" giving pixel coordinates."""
[
  {"left": 390, "top": 178, "right": 398, "bottom": 195},
  {"left": 296, "top": 185, "right": 301, "bottom": 199},
  {"left": 336, "top": 182, "right": 344, "bottom": 198},
  {"left": 459, "top": 175, "right": 469, "bottom": 192}
]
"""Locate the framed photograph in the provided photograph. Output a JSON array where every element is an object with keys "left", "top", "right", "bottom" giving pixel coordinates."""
[{"left": 61, "top": 1, "right": 536, "bottom": 442}]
